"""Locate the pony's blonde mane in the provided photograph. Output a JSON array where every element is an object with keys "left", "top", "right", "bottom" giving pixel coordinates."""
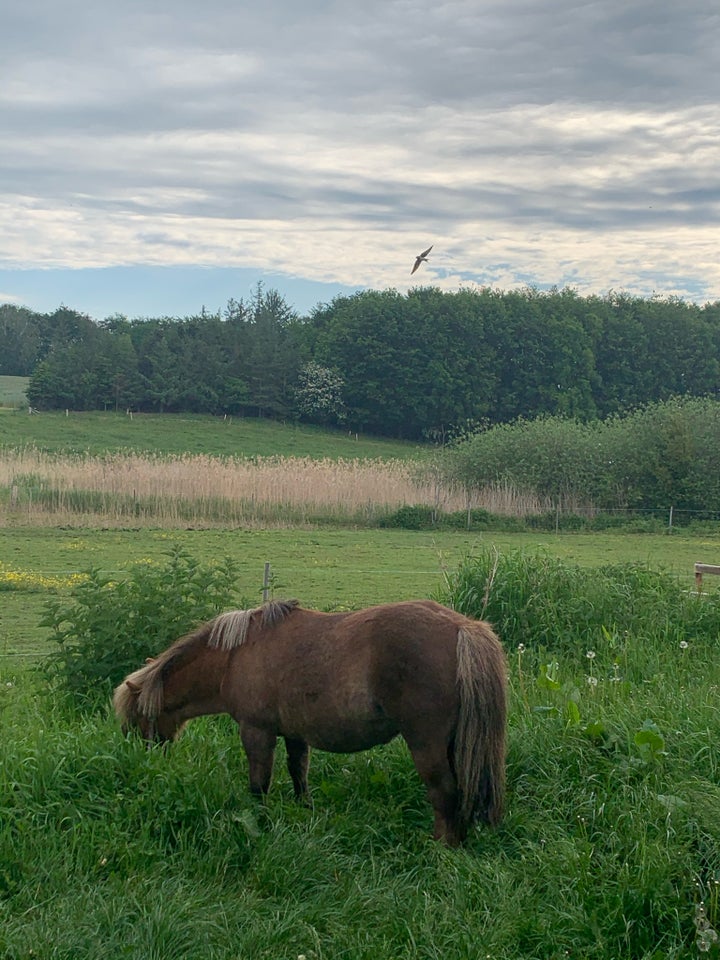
[
  {"left": 209, "top": 598, "right": 299, "bottom": 650},
  {"left": 113, "top": 599, "right": 300, "bottom": 721}
]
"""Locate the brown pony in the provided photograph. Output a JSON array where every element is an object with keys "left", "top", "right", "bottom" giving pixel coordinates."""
[{"left": 113, "top": 598, "right": 507, "bottom": 845}]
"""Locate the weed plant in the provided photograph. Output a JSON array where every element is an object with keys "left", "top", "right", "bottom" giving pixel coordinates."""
[
  {"left": 41, "top": 547, "right": 244, "bottom": 707},
  {"left": 1, "top": 549, "right": 719, "bottom": 957}
]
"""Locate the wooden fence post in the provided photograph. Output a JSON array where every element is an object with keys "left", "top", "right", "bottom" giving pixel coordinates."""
[{"left": 262, "top": 562, "right": 271, "bottom": 603}]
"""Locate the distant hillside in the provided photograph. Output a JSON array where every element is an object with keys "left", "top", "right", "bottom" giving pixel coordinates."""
[
  {"left": 0, "top": 408, "right": 424, "bottom": 461},
  {"left": 0, "top": 376, "right": 29, "bottom": 408}
]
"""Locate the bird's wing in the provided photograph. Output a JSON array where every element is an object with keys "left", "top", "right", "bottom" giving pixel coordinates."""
[{"left": 410, "top": 245, "right": 433, "bottom": 274}]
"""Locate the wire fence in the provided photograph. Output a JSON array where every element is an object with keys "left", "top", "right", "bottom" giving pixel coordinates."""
[{"left": 522, "top": 505, "right": 720, "bottom": 533}]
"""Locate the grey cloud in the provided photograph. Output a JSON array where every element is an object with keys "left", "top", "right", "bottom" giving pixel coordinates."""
[
  {"left": 5, "top": 1, "right": 717, "bottom": 115},
  {"left": 1, "top": 0, "right": 719, "bottom": 302}
]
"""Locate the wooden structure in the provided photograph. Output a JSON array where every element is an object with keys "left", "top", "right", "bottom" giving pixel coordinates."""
[{"left": 694, "top": 562, "right": 720, "bottom": 592}]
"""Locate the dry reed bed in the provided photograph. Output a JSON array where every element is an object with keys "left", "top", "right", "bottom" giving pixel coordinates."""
[{"left": 0, "top": 449, "right": 551, "bottom": 525}]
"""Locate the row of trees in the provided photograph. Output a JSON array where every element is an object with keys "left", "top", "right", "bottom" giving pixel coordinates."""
[{"left": 3, "top": 285, "right": 720, "bottom": 439}]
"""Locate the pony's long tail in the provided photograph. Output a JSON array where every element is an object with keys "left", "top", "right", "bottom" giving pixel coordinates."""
[{"left": 454, "top": 622, "right": 507, "bottom": 831}]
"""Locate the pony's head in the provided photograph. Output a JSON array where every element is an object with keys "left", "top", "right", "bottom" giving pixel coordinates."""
[
  {"left": 113, "top": 601, "right": 300, "bottom": 745},
  {"left": 112, "top": 658, "right": 186, "bottom": 745}
]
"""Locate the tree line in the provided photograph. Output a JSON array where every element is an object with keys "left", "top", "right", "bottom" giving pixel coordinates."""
[{"left": 2, "top": 284, "right": 719, "bottom": 439}]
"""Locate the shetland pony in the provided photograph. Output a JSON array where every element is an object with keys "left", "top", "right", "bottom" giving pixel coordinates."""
[{"left": 114, "top": 599, "right": 507, "bottom": 845}]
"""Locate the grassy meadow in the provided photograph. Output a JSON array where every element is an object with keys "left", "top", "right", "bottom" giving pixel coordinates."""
[
  {"left": 0, "top": 405, "right": 420, "bottom": 459},
  {"left": 3, "top": 525, "right": 718, "bottom": 664},
  {"left": 3, "top": 547, "right": 720, "bottom": 959},
  {"left": 0, "top": 375, "right": 28, "bottom": 408},
  {"left": 1, "top": 405, "right": 720, "bottom": 958}
]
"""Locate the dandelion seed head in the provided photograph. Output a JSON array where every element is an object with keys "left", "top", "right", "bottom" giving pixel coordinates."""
[
  {"left": 587, "top": 676, "right": 598, "bottom": 687},
  {"left": 586, "top": 650, "right": 596, "bottom": 660},
  {"left": 697, "top": 928, "right": 718, "bottom": 952},
  {"left": 517, "top": 643, "right": 526, "bottom": 653},
  {"left": 679, "top": 640, "right": 689, "bottom": 650}
]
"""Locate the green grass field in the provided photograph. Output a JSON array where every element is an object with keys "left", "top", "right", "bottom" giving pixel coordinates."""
[
  {"left": 0, "top": 406, "right": 421, "bottom": 460},
  {"left": 0, "top": 375, "right": 28, "bottom": 408},
  {"left": 2, "top": 410, "right": 720, "bottom": 959},
  {"left": 2, "top": 525, "right": 718, "bottom": 662}
]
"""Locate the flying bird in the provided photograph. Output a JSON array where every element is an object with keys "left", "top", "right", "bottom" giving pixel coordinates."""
[{"left": 411, "top": 245, "right": 433, "bottom": 275}]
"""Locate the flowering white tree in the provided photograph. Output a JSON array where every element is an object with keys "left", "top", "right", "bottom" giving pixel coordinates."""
[{"left": 294, "top": 361, "right": 346, "bottom": 425}]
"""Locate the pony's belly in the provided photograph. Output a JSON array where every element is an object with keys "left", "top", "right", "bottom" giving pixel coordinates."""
[
  {"left": 307, "top": 725, "right": 399, "bottom": 753},
  {"left": 278, "top": 686, "right": 398, "bottom": 752},
  {"left": 291, "top": 715, "right": 398, "bottom": 753}
]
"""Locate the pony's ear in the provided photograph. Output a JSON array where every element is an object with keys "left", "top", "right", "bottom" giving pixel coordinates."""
[
  {"left": 145, "top": 657, "right": 156, "bottom": 663},
  {"left": 126, "top": 679, "right": 141, "bottom": 693}
]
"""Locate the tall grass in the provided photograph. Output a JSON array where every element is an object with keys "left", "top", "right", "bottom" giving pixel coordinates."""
[
  {"left": 437, "top": 548, "right": 720, "bottom": 655},
  {"left": 0, "top": 449, "right": 550, "bottom": 527}
]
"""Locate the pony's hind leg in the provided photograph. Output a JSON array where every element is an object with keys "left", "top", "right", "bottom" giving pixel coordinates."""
[
  {"left": 406, "top": 739, "right": 463, "bottom": 846},
  {"left": 240, "top": 724, "right": 277, "bottom": 796},
  {"left": 284, "top": 737, "right": 311, "bottom": 804}
]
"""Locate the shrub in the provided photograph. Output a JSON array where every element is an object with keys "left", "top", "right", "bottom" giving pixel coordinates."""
[
  {"left": 446, "top": 416, "right": 604, "bottom": 502},
  {"left": 444, "top": 508, "right": 493, "bottom": 530},
  {"left": 41, "top": 547, "right": 242, "bottom": 708},
  {"left": 436, "top": 548, "right": 720, "bottom": 656},
  {"left": 444, "top": 397, "right": 720, "bottom": 515},
  {"left": 606, "top": 396, "right": 720, "bottom": 512},
  {"left": 585, "top": 513, "right": 633, "bottom": 531},
  {"left": 525, "top": 511, "right": 589, "bottom": 532},
  {"left": 378, "top": 504, "right": 437, "bottom": 529}
]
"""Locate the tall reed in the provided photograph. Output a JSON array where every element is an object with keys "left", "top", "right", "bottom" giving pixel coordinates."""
[{"left": 0, "top": 449, "right": 550, "bottom": 526}]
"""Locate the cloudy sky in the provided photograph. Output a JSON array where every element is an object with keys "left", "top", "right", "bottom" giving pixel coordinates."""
[{"left": 2, "top": 0, "right": 719, "bottom": 320}]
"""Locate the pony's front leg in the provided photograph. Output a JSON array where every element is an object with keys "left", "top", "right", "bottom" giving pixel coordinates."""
[
  {"left": 284, "top": 737, "right": 311, "bottom": 804},
  {"left": 240, "top": 723, "right": 277, "bottom": 796}
]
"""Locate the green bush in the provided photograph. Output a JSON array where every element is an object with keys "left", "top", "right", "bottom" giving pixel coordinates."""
[
  {"left": 585, "top": 513, "right": 633, "bottom": 531},
  {"left": 445, "top": 397, "right": 720, "bottom": 515},
  {"left": 444, "top": 508, "right": 493, "bottom": 530},
  {"left": 41, "top": 547, "right": 242, "bottom": 708},
  {"left": 525, "top": 511, "right": 589, "bottom": 531},
  {"left": 378, "top": 504, "right": 437, "bottom": 529},
  {"left": 436, "top": 548, "right": 720, "bottom": 657},
  {"left": 446, "top": 416, "right": 604, "bottom": 502}
]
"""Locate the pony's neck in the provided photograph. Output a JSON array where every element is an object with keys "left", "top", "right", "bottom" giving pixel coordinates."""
[{"left": 163, "top": 648, "right": 229, "bottom": 720}]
